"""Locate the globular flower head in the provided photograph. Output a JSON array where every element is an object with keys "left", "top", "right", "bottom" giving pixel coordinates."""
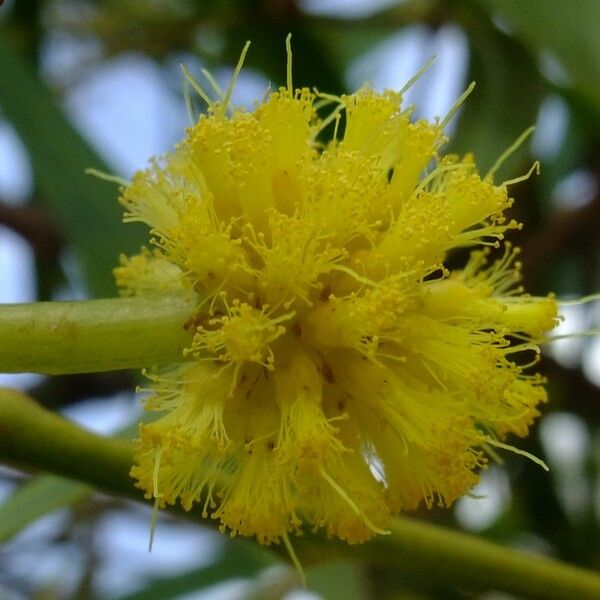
[{"left": 121, "top": 40, "right": 559, "bottom": 545}]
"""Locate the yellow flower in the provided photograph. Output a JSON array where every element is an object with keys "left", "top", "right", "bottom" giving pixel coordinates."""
[{"left": 120, "top": 39, "right": 558, "bottom": 546}]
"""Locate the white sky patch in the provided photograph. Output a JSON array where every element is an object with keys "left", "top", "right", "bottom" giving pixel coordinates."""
[
  {"left": 65, "top": 53, "right": 188, "bottom": 178},
  {"left": 0, "top": 120, "right": 40, "bottom": 389},
  {"left": 6, "top": 542, "right": 85, "bottom": 598},
  {"left": 532, "top": 95, "right": 569, "bottom": 161},
  {"left": 581, "top": 298, "right": 600, "bottom": 386},
  {"left": 345, "top": 24, "right": 468, "bottom": 132},
  {"left": 211, "top": 67, "right": 271, "bottom": 111},
  {"left": 583, "top": 337, "right": 600, "bottom": 387},
  {"left": 94, "top": 508, "right": 223, "bottom": 599},
  {"left": 552, "top": 169, "right": 597, "bottom": 211},
  {"left": 539, "top": 412, "right": 591, "bottom": 518},
  {"left": 5, "top": 509, "right": 70, "bottom": 547},
  {"left": 0, "top": 467, "right": 18, "bottom": 502},
  {"left": 550, "top": 299, "right": 600, "bottom": 385},
  {"left": 2, "top": 510, "right": 84, "bottom": 598},
  {"left": 547, "top": 303, "right": 587, "bottom": 369},
  {"left": 0, "top": 122, "right": 36, "bottom": 308},
  {"left": 540, "top": 412, "right": 590, "bottom": 470},
  {"left": 0, "top": 120, "right": 33, "bottom": 203},
  {"left": 60, "top": 393, "right": 141, "bottom": 435},
  {"left": 347, "top": 26, "right": 431, "bottom": 97},
  {"left": 455, "top": 467, "right": 511, "bottom": 532},
  {"left": 0, "top": 226, "right": 36, "bottom": 304},
  {"left": 299, "top": 0, "right": 400, "bottom": 19},
  {"left": 415, "top": 24, "right": 469, "bottom": 129}
]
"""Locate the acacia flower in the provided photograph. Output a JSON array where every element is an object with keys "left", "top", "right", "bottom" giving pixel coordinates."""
[{"left": 120, "top": 39, "right": 558, "bottom": 546}]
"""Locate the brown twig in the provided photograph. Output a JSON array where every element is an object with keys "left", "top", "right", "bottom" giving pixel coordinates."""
[
  {"left": 0, "top": 201, "right": 64, "bottom": 261},
  {"left": 29, "top": 371, "right": 137, "bottom": 410}
]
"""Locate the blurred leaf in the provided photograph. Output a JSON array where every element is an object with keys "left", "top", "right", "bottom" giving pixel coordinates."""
[
  {"left": 450, "top": 7, "right": 544, "bottom": 176},
  {"left": 0, "top": 32, "right": 145, "bottom": 297},
  {"left": 308, "top": 0, "right": 441, "bottom": 79},
  {"left": 307, "top": 560, "right": 371, "bottom": 600},
  {"left": 114, "top": 539, "right": 278, "bottom": 600},
  {"left": 0, "top": 475, "right": 91, "bottom": 542},
  {"left": 226, "top": 14, "right": 347, "bottom": 95},
  {"left": 0, "top": 421, "right": 140, "bottom": 543},
  {"left": 479, "top": 0, "right": 600, "bottom": 122}
]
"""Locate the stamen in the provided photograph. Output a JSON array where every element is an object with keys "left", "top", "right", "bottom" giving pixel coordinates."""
[
  {"left": 149, "top": 447, "right": 165, "bottom": 552},
  {"left": 149, "top": 499, "right": 160, "bottom": 552},
  {"left": 545, "top": 328, "right": 600, "bottom": 342},
  {"left": 332, "top": 112, "right": 341, "bottom": 142},
  {"left": 319, "top": 467, "right": 390, "bottom": 536},
  {"left": 487, "top": 126, "right": 536, "bottom": 181},
  {"left": 559, "top": 293, "right": 600, "bottom": 306},
  {"left": 483, "top": 437, "right": 549, "bottom": 471},
  {"left": 330, "top": 264, "right": 378, "bottom": 288},
  {"left": 399, "top": 56, "right": 437, "bottom": 96},
  {"left": 286, "top": 33, "right": 293, "bottom": 95},
  {"left": 282, "top": 531, "right": 306, "bottom": 588},
  {"left": 440, "top": 82, "right": 476, "bottom": 129},
  {"left": 315, "top": 103, "right": 344, "bottom": 136},
  {"left": 180, "top": 64, "right": 214, "bottom": 107},
  {"left": 85, "top": 168, "right": 128, "bottom": 187},
  {"left": 201, "top": 68, "right": 225, "bottom": 99},
  {"left": 183, "top": 78, "right": 196, "bottom": 124},
  {"left": 503, "top": 161, "right": 540, "bottom": 187},
  {"left": 152, "top": 447, "right": 164, "bottom": 499},
  {"left": 482, "top": 440, "right": 503, "bottom": 464},
  {"left": 413, "top": 162, "right": 467, "bottom": 196},
  {"left": 223, "top": 41, "right": 251, "bottom": 114}
]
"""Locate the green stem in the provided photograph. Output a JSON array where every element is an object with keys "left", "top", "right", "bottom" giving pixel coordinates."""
[
  {"left": 2, "top": 389, "right": 600, "bottom": 599},
  {"left": 0, "top": 388, "right": 135, "bottom": 496},
  {"left": 307, "top": 520, "right": 600, "bottom": 600},
  {"left": 0, "top": 297, "right": 194, "bottom": 374}
]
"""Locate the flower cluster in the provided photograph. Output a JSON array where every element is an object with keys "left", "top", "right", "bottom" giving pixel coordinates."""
[{"left": 120, "top": 42, "right": 558, "bottom": 545}]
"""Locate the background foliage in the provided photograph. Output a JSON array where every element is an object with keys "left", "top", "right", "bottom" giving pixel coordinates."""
[{"left": 0, "top": 0, "right": 599, "bottom": 598}]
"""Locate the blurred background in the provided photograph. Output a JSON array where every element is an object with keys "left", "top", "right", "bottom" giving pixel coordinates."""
[{"left": 0, "top": 0, "right": 599, "bottom": 598}]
